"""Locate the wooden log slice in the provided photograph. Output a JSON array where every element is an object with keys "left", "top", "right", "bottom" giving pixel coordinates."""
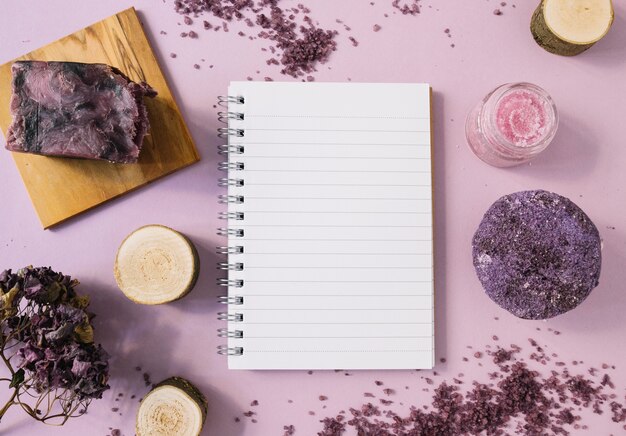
[
  {"left": 136, "top": 377, "right": 208, "bottom": 436},
  {"left": 114, "top": 225, "right": 199, "bottom": 305},
  {"left": 531, "top": 0, "right": 614, "bottom": 56}
]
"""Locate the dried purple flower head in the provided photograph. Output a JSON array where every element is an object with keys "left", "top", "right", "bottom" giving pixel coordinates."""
[
  {"left": 0, "top": 266, "right": 110, "bottom": 423},
  {"left": 472, "top": 190, "right": 601, "bottom": 319}
]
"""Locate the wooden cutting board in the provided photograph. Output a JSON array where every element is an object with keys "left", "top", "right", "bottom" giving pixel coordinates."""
[{"left": 0, "top": 8, "right": 200, "bottom": 229}]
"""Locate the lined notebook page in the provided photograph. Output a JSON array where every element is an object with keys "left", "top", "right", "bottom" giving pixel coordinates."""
[{"left": 225, "top": 82, "right": 433, "bottom": 370}]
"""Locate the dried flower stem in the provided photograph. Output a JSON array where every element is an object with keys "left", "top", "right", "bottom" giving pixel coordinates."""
[{"left": 0, "top": 387, "right": 18, "bottom": 420}]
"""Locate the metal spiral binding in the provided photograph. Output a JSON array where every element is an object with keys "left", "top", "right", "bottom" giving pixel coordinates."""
[
  {"left": 218, "top": 127, "right": 245, "bottom": 138},
  {"left": 217, "top": 312, "right": 244, "bottom": 322},
  {"left": 217, "top": 111, "right": 245, "bottom": 122},
  {"left": 217, "top": 279, "right": 244, "bottom": 288},
  {"left": 216, "top": 246, "right": 244, "bottom": 254},
  {"left": 217, "top": 345, "right": 244, "bottom": 356},
  {"left": 217, "top": 95, "right": 246, "bottom": 357},
  {"left": 217, "top": 228, "right": 244, "bottom": 237},
  {"left": 218, "top": 211, "right": 244, "bottom": 220},
  {"left": 217, "top": 328, "right": 244, "bottom": 338},
  {"left": 218, "top": 178, "right": 244, "bottom": 187},
  {"left": 218, "top": 95, "right": 245, "bottom": 106},
  {"left": 218, "top": 296, "right": 244, "bottom": 305},
  {"left": 218, "top": 195, "right": 244, "bottom": 204},
  {"left": 217, "top": 262, "right": 244, "bottom": 271},
  {"left": 218, "top": 145, "right": 245, "bottom": 155},
  {"left": 218, "top": 162, "right": 244, "bottom": 171}
]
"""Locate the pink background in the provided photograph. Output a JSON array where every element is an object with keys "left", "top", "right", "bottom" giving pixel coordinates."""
[{"left": 1, "top": 1, "right": 625, "bottom": 435}]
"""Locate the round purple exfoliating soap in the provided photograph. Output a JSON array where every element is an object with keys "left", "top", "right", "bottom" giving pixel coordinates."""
[{"left": 472, "top": 190, "right": 601, "bottom": 320}]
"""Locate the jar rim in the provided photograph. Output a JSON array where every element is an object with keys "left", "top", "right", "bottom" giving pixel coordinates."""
[{"left": 479, "top": 82, "right": 559, "bottom": 156}]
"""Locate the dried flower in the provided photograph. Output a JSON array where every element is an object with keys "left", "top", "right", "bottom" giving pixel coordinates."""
[{"left": 0, "top": 266, "right": 110, "bottom": 425}]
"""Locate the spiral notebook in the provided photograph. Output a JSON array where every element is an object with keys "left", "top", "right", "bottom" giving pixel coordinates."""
[{"left": 217, "top": 82, "right": 434, "bottom": 370}]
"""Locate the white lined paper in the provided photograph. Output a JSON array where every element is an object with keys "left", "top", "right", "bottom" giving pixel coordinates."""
[{"left": 225, "top": 82, "right": 433, "bottom": 370}]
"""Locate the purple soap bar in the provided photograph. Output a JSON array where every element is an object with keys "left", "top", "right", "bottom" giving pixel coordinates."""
[
  {"left": 472, "top": 190, "right": 601, "bottom": 320},
  {"left": 6, "top": 61, "right": 157, "bottom": 163}
]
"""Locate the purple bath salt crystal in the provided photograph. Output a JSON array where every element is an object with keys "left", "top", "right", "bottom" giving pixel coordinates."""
[{"left": 472, "top": 190, "right": 601, "bottom": 320}]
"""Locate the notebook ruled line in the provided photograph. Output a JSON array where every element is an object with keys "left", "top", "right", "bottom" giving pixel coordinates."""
[
  {"left": 246, "top": 128, "right": 429, "bottom": 133},
  {"left": 244, "top": 197, "right": 428, "bottom": 200},
  {"left": 237, "top": 142, "right": 429, "bottom": 146},
  {"left": 246, "top": 115, "right": 430, "bottom": 119},
  {"left": 244, "top": 280, "right": 431, "bottom": 283},
  {"left": 243, "top": 336, "right": 431, "bottom": 339},
  {"left": 241, "top": 211, "right": 431, "bottom": 214},
  {"left": 243, "top": 350, "right": 431, "bottom": 353},
  {"left": 237, "top": 308, "right": 432, "bottom": 311},
  {"left": 242, "top": 253, "right": 431, "bottom": 255},
  {"left": 244, "top": 170, "right": 431, "bottom": 173},
  {"left": 244, "top": 266, "right": 432, "bottom": 269},
  {"left": 234, "top": 294, "right": 433, "bottom": 297},
  {"left": 240, "top": 239, "right": 432, "bottom": 241},
  {"left": 243, "top": 156, "right": 431, "bottom": 160},
  {"left": 235, "top": 225, "right": 430, "bottom": 227},
  {"left": 244, "top": 184, "right": 430, "bottom": 187},
  {"left": 239, "top": 322, "right": 432, "bottom": 325}
]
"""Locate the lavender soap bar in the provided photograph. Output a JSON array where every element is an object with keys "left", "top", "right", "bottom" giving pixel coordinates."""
[
  {"left": 6, "top": 61, "right": 156, "bottom": 163},
  {"left": 473, "top": 190, "right": 601, "bottom": 320}
]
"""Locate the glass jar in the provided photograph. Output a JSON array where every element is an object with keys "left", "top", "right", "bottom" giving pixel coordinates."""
[{"left": 465, "top": 82, "right": 558, "bottom": 167}]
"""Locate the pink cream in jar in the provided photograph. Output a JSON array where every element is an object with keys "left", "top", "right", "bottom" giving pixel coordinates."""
[{"left": 466, "top": 83, "right": 558, "bottom": 167}]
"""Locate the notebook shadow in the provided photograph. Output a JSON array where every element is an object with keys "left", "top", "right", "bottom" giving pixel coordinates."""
[
  {"left": 83, "top": 278, "right": 243, "bottom": 436},
  {"left": 432, "top": 90, "right": 448, "bottom": 368}
]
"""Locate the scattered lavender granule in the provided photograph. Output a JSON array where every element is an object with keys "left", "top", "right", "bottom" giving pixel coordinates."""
[
  {"left": 392, "top": 0, "right": 421, "bottom": 15},
  {"left": 143, "top": 372, "right": 152, "bottom": 387},
  {"left": 173, "top": 0, "right": 338, "bottom": 78},
  {"left": 310, "top": 337, "right": 625, "bottom": 435}
]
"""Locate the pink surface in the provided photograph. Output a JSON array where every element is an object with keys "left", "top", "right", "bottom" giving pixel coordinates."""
[{"left": 1, "top": 1, "right": 626, "bottom": 435}]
